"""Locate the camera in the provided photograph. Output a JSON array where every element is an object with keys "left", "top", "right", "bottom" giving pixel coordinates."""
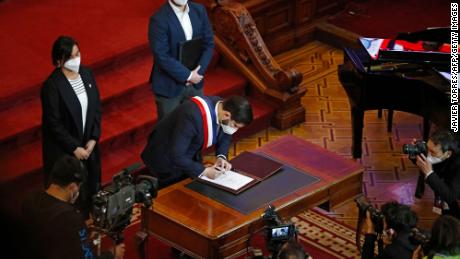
[
  {"left": 403, "top": 140, "right": 428, "bottom": 159},
  {"left": 354, "top": 196, "right": 385, "bottom": 233},
  {"left": 354, "top": 196, "right": 385, "bottom": 252},
  {"left": 92, "top": 164, "right": 158, "bottom": 242},
  {"left": 261, "top": 205, "right": 297, "bottom": 257},
  {"left": 409, "top": 227, "right": 431, "bottom": 250},
  {"left": 268, "top": 224, "right": 296, "bottom": 242}
]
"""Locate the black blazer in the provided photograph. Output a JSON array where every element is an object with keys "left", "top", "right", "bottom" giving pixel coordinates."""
[
  {"left": 426, "top": 154, "right": 460, "bottom": 217},
  {"left": 141, "top": 96, "right": 232, "bottom": 184},
  {"left": 40, "top": 65, "right": 102, "bottom": 188}
]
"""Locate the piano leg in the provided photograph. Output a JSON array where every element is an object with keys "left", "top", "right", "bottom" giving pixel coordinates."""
[
  {"left": 387, "top": 109, "right": 394, "bottom": 132},
  {"left": 415, "top": 118, "right": 431, "bottom": 198},
  {"left": 351, "top": 106, "right": 364, "bottom": 158},
  {"left": 423, "top": 117, "right": 431, "bottom": 141}
]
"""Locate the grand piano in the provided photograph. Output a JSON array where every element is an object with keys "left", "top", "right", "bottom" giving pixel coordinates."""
[
  {"left": 339, "top": 28, "right": 454, "bottom": 197},
  {"left": 338, "top": 27, "right": 452, "bottom": 159}
]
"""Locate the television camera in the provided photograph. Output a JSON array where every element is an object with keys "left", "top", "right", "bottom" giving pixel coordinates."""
[
  {"left": 261, "top": 205, "right": 297, "bottom": 257},
  {"left": 92, "top": 163, "right": 158, "bottom": 243}
]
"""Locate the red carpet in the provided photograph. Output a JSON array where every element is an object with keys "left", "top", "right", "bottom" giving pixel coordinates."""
[
  {"left": 104, "top": 207, "right": 360, "bottom": 259},
  {"left": 328, "top": 0, "right": 450, "bottom": 38},
  {"left": 0, "top": 0, "right": 161, "bottom": 104}
]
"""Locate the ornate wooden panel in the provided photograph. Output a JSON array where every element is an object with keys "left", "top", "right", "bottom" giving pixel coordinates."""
[{"left": 234, "top": 0, "right": 344, "bottom": 54}]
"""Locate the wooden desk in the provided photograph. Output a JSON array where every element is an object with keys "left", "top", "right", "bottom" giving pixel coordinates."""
[{"left": 139, "top": 135, "right": 363, "bottom": 258}]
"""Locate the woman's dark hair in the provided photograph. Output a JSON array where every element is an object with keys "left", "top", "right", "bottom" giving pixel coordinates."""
[
  {"left": 430, "top": 129, "right": 459, "bottom": 153},
  {"left": 381, "top": 201, "right": 418, "bottom": 233},
  {"left": 51, "top": 35, "right": 78, "bottom": 67},
  {"left": 222, "top": 96, "right": 253, "bottom": 125},
  {"left": 49, "top": 155, "right": 86, "bottom": 187},
  {"left": 426, "top": 215, "right": 460, "bottom": 258}
]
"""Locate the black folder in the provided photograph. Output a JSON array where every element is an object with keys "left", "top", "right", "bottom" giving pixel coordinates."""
[{"left": 178, "top": 37, "right": 202, "bottom": 70}]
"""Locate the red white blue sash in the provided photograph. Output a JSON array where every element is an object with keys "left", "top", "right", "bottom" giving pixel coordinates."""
[{"left": 190, "top": 96, "right": 217, "bottom": 150}]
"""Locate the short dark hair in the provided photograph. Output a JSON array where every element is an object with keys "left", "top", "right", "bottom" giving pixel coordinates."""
[
  {"left": 277, "top": 240, "right": 308, "bottom": 259},
  {"left": 49, "top": 155, "right": 86, "bottom": 187},
  {"left": 428, "top": 215, "right": 460, "bottom": 257},
  {"left": 381, "top": 201, "right": 418, "bottom": 233},
  {"left": 430, "top": 129, "right": 459, "bottom": 153},
  {"left": 222, "top": 96, "right": 253, "bottom": 125},
  {"left": 51, "top": 35, "right": 78, "bottom": 67}
]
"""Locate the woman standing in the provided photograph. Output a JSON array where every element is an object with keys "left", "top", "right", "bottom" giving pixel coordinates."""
[{"left": 41, "top": 35, "right": 101, "bottom": 217}]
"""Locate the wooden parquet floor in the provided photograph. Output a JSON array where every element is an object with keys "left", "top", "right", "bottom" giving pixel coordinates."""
[{"left": 206, "top": 41, "right": 439, "bottom": 231}]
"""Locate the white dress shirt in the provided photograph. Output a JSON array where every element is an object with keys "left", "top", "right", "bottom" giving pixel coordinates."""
[
  {"left": 169, "top": 1, "right": 194, "bottom": 80},
  {"left": 169, "top": 1, "right": 193, "bottom": 41},
  {"left": 67, "top": 75, "right": 88, "bottom": 133}
]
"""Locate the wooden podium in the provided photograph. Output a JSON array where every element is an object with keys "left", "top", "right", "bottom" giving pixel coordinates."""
[{"left": 137, "top": 136, "right": 363, "bottom": 258}]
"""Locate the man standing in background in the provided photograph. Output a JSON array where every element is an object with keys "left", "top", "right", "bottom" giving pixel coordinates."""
[{"left": 148, "top": 0, "right": 214, "bottom": 120}]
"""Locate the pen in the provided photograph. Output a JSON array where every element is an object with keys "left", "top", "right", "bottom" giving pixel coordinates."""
[{"left": 216, "top": 166, "right": 226, "bottom": 175}]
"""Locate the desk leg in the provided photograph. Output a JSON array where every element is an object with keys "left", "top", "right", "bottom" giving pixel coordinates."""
[
  {"left": 135, "top": 230, "right": 149, "bottom": 259},
  {"left": 351, "top": 107, "right": 364, "bottom": 158}
]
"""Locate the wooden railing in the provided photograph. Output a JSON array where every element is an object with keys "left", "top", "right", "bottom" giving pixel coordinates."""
[{"left": 200, "top": 0, "right": 307, "bottom": 129}]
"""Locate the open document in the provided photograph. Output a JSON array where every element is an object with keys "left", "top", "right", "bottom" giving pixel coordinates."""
[{"left": 199, "top": 170, "right": 254, "bottom": 192}]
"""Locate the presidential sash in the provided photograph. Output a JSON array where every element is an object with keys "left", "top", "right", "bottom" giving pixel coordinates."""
[{"left": 190, "top": 96, "right": 218, "bottom": 150}]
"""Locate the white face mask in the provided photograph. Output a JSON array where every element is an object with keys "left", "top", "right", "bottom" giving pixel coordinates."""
[
  {"left": 221, "top": 123, "right": 238, "bottom": 135},
  {"left": 172, "top": 0, "right": 187, "bottom": 6},
  {"left": 70, "top": 190, "right": 80, "bottom": 204},
  {"left": 64, "top": 56, "right": 81, "bottom": 73},
  {"left": 426, "top": 154, "right": 445, "bottom": 165}
]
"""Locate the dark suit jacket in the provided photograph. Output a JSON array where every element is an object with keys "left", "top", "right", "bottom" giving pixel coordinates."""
[
  {"left": 21, "top": 191, "right": 113, "bottom": 259},
  {"left": 148, "top": 1, "right": 214, "bottom": 98},
  {"left": 362, "top": 231, "right": 416, "bottom": 259},
  {"left": 141, "top": 96, "right": 232, "bottom": 184},
  {"left": 426, "top": 154, "right": 460, "bottom": 218},
  {"left": 40, "top": 66, "right": 102, "bottom": 194}
]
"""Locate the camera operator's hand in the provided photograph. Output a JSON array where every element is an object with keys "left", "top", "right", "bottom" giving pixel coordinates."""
[
  {"left": 411, "top": 245, "right": 423, "bottom": 259},
  {"left": 364, "top": 211, "right": 376, "bottom": 234},
  {"left": 73, "top": 147, "right": 90, "bottom": 160},
  {"left": 202, "top": 166, "right": 224, "bottom": 179},
  {"left": 214, "top": 157, "right": 232, "bottom": 171},
  {"left": 113, "top": 243, "right": 125, "bottom": 259},
  {"left": 416, "top": 153, "right": 433, "bottom": 176}
]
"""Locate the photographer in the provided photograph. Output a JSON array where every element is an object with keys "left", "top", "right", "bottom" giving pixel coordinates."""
[
  {"left": 22, "top": 155, "right": 125, "bottom": 259},
  {"left": 412, "top": 215, "right": 460, "bottom": 259},
  {"left": 414, "top": 130, "right": 460, "bottom": 218},
  {"left": 362, "top": 202, "right": 418, "bottom": 259}
]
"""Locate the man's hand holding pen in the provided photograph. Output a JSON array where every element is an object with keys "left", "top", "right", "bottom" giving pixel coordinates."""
[{"left": 215, "top": 157, "right": 232, "bottom": 171}]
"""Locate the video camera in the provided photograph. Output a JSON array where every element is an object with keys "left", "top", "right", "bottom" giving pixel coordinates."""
[
  {"left": 92, "top": 163, "right": 158, "bottom": 242},
  {"left": 403, "top": 140, "right": 427, "bottom": 160},
  {"left": 261, "top": 205, "right": 297, "bottom": 257}
]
